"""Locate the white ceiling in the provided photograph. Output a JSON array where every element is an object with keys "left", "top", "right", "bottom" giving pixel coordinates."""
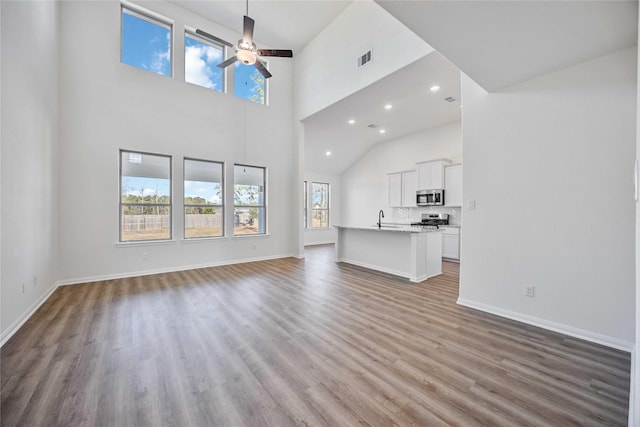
[
  {"left": 170, "top": 0, "right": 638, "bottom": 176},
  {"left": 303, "top": 52, "right": 461, "bottom": 175},
  {"left": 171, "top": 0, "right": 352, "bottom": 52},
  {"left": 376, "top": 0, "right": 638, "bottom": 93}
]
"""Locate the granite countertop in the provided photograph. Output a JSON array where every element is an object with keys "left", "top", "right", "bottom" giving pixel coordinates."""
[{"left": 334, "top": 224, "right": 443, "bottom": 234}]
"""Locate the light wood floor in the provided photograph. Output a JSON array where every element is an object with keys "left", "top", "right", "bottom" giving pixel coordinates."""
[{"left": 1, "top": 245, "right": 630, "bottom": 426}]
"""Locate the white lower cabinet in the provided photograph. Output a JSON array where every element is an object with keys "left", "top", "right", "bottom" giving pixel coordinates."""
[{"left": 440, "top": 226, "right": 460, "bottom": 261}]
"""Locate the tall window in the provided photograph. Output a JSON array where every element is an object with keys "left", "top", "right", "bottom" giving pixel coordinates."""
[
  {"left": 120, "top": 150, "right": 172, "bottom": 241},
  {"left": 184, "top": 158, "right": 224, "bottom": 238},
  {"left": 303, "top": 181, "right": 308, "bottom": 229},
  {"left": 121, "top": 5, "right": 172, "bottom": 76},
  {"left": 234, "top": 62, "right": 267, "bottom": 105},
  {"left": 311, "top": 182, "right": 330, "bottom": 228},
  {"left": 234, "top": 164, "right": 266, "bottom": 235},
  {"left": 184, "top": 31, "right": 224, "bottom": 92}
]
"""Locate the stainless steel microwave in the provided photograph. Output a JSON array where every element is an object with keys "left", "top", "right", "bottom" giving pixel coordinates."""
[{"left": 417, "top": 189, "right": 445, "bottom": 206}]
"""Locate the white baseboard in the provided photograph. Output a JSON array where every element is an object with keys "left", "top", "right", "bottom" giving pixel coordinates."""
[
  {"left": 457, "top": 298, "right": 634, "bottom": 352},
  {"left": 1, "top": 283, "right": 60, "bottom": 348},
  {"left": 304, "top": 240, "right": 335, "bottom": 246},
  {"left": 57, "top": 253, "right": 295, "bottom": 286}
]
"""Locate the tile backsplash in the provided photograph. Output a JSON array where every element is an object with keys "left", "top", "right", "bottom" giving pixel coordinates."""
[{"left": 392, "top": 207, "right": 462, "bottom": 226}]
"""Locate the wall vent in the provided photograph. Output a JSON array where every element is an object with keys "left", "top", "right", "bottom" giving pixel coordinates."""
[{"left": 357, "top": 50, "right": 372, "bottom": 67}]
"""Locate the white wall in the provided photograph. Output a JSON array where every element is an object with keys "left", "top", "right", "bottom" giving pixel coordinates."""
[
  {"left": 459, "top": 47, "right": 637, "bottom": 349},
  {"left": 341, "top": 121, "right": 462, "bottom": 226},
  {"left": 1, "top": 1, "right": 59, "bottom": 337},
  {"left": 632, "top": 6, "right": 640, "bottom": 424},
  {"left": 304, "top": 171, "right": 340, "bottom": 246},
  {"left": 294, "top": 0, "right": 433, "bottom": 121},
  {"left": 57, "top": 1, "right": 295, "bottom": 283}
]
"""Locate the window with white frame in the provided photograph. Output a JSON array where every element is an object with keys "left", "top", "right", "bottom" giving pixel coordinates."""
[
  {"left": 184, "top": 31, "right": 225, "bottom": 92},
  {"left": 234, "top": 164, "right": 266, "bottom": 235},
  {"left": 311, "top": 182, "right": 330, "bottom": 228},
  {"left": 184, "top": 158, "right": 224, "bottom": 238},
  {"left": 121, "top": 5, "right": 172, "bottom": 76},
  {"left": 120, "top": 150, "right": 172, "bottom": 242}
]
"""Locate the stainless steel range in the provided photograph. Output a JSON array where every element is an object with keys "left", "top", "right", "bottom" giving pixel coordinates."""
[{"left": 411, "top": 213, "right": 449, "bottom": 228}]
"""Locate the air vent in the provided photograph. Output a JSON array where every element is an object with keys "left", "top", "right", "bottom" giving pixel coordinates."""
[
  {"left": 357, "top": 50, "right": 372, "bottom": 67},
  {"left": 367, "top": 124, "right": 377, "bottom": 128},
  {"left": 444, "top": 97, "right": 456, "bottom": 102}
]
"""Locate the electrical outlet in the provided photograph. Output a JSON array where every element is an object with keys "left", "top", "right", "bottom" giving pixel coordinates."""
[
  {"left": 524, "top": 284, "right": 535, "bottom": 297},
  {"left": 467, "top": 199, "right": 476, "bottom": 210},
  {"left": 252, "top": 244, "right": 257, "bottom": 250},
  {"left": 142, "top": 251, "right": 148, "bottom": 260}
]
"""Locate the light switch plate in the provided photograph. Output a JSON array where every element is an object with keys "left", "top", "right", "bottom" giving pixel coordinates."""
[{"left": 467, "top": 199, "right": 476, "bottom": 210}]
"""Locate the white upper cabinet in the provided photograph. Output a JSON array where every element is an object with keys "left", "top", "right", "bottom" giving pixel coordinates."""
[
  {"left": 401, "top": 170, "right": 417, "bottom": 207},
  {"left": 389, "top": 170, "right": 417, "bottom": 208},
  {"left": 444, "top": 164, "right": 463, "bottom": 207},
  {"left": 388, "top": 173, "right": 402, "bottom": 207},
  {"left": 416, "top": 159, "right": 450, "bottom": 190}
]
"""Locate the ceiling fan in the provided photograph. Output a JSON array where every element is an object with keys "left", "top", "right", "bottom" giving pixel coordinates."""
[{"left": 195, "top": 0, "right": 293, "bottom": 79}]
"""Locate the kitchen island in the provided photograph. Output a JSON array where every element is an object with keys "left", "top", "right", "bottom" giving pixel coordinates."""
[{"left": 334, "top": 225, "right": 443, "bottom": 282}]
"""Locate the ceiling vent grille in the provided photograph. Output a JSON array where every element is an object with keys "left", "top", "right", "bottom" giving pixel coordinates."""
[{"left": 357, "top": 50, "right": 372, "bottom": 67}]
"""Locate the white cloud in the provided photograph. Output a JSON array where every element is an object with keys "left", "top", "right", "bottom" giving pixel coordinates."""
[
  {"left": 149, "top": 31, "right": 171, "bottom": 75},
  {"left": 185, "top": 43, "right": 222, "bottom": 90}
]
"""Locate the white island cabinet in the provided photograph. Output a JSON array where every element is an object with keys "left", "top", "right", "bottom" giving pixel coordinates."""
[{"left": 335, "top": 225, "right": 442, "bottom": 282}]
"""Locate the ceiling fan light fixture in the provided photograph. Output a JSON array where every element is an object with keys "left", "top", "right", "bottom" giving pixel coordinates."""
[{"left": 237, "top": 49, "right": 257, "bottom": 65}]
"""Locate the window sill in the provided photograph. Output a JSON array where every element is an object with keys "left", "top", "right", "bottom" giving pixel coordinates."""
[
  {"left": 233, "top": 233, "right": 270, "bottom": 239},
  {"left": 181, "top": 236, "right": 229, "bottom": 244},
  {"left": 308, "top": 227, "right": 333, "bottom": 231},
  {"left": 115, "top": 239, "right": 177, "bottom": 248}
]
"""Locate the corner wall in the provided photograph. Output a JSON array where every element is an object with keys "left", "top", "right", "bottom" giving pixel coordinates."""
[
  {"left": 1, "top": 1, "right": 60, "bottom": 338},
  {"left": 459, "top": 47, "right": 637, "bottom": 348}
]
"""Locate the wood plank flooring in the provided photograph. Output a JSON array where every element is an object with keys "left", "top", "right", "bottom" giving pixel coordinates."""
[{"left": 1, "top": 244, "right": 631, "bottom": 426}]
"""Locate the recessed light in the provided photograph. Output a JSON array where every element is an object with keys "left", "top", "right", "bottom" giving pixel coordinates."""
[
  {"left": 384, "top": 104, "right": 393, "bottom": 110},
  {"left": 379, "top": 129, "right": 386, "bottom": 134},
  {"left": 325, "top": 151, "right": 332, "bottom": 156},
  {"left": 348, "top": 119, "right": 355, "bottom": 124},
  {"left": 430, "top": 85, "right": 440, "bottom": 92}
]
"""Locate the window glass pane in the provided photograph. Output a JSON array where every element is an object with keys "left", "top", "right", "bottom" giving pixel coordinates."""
[
  {"left": 234, "top": 165, "right": 266, "bottom": 235},
  {"left": 121, "top": 206, "right": 171, "bottom": 241},
  {"left": 312, "top": 183, "right": 329, "bottom": 209},
  {"left": 312, "top": 210, "right": 329, "bottom": 228},
  {"left": 311, "top": 182, "right": 329, "bottom": 228},
  {"left": 234, "top": 62, "right": 266, "bottom": 105},
  {"left": 185, "top": 34, "right": 224, "bottom": 92},
  {"left": 234, "top": 207, "right": 265, "bottom": 236},
  {"left": 184, "top": 159, "right": 223, "bottom": 239},
  {"left": 120, "top": 151, "right": 171, "bottom": 242},
  {"left": 122, "top": 8, "right": 171, "bottom": 76}
]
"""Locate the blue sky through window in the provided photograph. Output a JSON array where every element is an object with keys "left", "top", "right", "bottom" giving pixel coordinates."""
[
  {"left": 122, "top": 10, "right": 171, "bottom": 76},
  {"left": 185, "top": 35, "right": 223, "bottom": 91},
  {"left": 185, "top": 180, "right": 222, "bottom": 204},
  {"left": 121, "top": 176, "right": 170, "bottom": 199},
  {"left": 234, "top": 62, "right": 266, "bottom": 105}
]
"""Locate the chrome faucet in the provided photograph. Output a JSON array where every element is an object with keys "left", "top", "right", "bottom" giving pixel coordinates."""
[{"left": 377, "top": 209, "right": 384, "bottom": 229}]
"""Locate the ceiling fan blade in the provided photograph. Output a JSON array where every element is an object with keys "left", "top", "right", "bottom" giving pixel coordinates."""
[
  {"left": 257, "top": 49, "right": 293, "bottom": 58},
  {"left": 195, "top": 29, "right": 234, "bottom": 48},
  {"left": 254, "top": 60, "right": 272, "bottom": 79},
  {"left": 243, "top": 16, "right": 255, "bottom": 44},
  {"left": 217, "top": 55, "right": 238, "bottom": 68}
]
